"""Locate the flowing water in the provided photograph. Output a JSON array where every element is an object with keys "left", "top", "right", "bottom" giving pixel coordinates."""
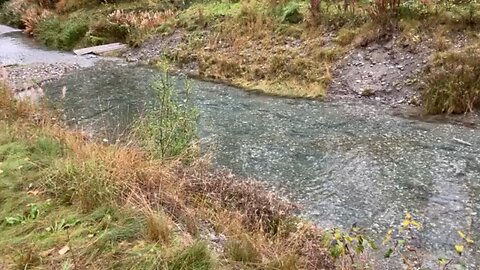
[
  {"left": 0, "top": 25, "right": 95, "bottom": 67},
  {"left": 2, "top": 26, "right": 480, "bottom": 268}
]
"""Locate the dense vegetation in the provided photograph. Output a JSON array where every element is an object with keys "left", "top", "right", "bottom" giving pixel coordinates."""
[{"left": 1, "top": 0, "right": 479, "bottom": 108}]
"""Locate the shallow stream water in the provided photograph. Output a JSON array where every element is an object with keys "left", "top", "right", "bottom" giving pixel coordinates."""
[{"left": 2, "top": 26, "right": 480, "bottom": 268}]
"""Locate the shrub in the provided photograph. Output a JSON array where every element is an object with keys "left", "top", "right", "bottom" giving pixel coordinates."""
[
  {"left": 36, "top": 16, "right": 88, "bottom": 50},
  {"left": 368, "top": 0, "right": 403, "bottom": 24},
  {"left": 23, "top": 7, "right": 53, "bottom": 36},
  {"left": 422, "top": 46, "right": 480, "bottom": 114},
  {"left": 36, "top": 16, "right": 62, "bottom": 47},
  {"left": 0, "top": 0, "right": 27, "bottom": 27},
  {"left": 281, "top": 1, "right": 303, "bottom": 24},
  {"left": 135, "top": 73, "right": 198, "bottom": 160}
]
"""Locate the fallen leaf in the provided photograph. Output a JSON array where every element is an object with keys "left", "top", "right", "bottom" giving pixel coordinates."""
[
  {"left": 455, "top": 244, "right": 464, "bottom": 255},
  {"left": 27, "top": 190, "right": 41, "bottom": 196},
  {"left": 40, "top": 248, "right": 56, "bottom": 257},
  {"left": 0, "top": 169, "right": 3, "bottom": 174},
  {"left": 58, "top": 245, "right": 70, "bottom": 255}
]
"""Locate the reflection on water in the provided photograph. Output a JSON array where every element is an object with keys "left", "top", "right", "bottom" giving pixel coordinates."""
[{"left": 43, "top": 61, "right": 480, "bottom": 268}]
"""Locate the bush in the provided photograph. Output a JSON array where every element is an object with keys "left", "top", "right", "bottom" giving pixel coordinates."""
[
  {"left": 36, "top": 16, "right": 88, "bottom": 50},
  {"left": 281, "top": 1, "right": 303, "bottom": 24},
  {"left": 135, "top": 73, "right": 198, "bottom": 160},
  {"left": 0, "top": 0, "right": 26, "bottom": 28},
  {"left": 422, "top": 46, "right": 480, "bottom": 114}
]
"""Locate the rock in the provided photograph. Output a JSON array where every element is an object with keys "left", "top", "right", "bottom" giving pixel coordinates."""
[{"left": 358, "top": 87, "right": 375, "bottom": 96}]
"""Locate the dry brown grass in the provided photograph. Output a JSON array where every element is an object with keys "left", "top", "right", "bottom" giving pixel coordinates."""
[
  {"left": 108, "top": 9, "right": 175, "bottom": 30},
  {"left": 22, "top": 7, "right": 52, "bottom": 36}
]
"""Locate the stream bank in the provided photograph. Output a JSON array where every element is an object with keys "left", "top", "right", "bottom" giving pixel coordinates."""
[{"left": 2, "top": 25, "right": 480, "bottom": 268}]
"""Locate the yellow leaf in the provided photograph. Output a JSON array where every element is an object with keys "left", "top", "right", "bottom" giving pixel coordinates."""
[
  {"left": 455, "top": 244, "right": 464, "bottom": 255},
  {"left": 0, "top": 169, "right": 3, "bottom": 174},
  {"left": 466, "top": 237, "right": 474, "bottom": 244},
  {"left": 382, "top": 229, "right": 393, "bottom": 245},
  {"left": 458, "top": 230, "right": 466, "bottom": 239},
  {"left": 401, "top": 219, "right": 410, "bottom": 228},
  {"left": 405, "top": 213, "right": 412, "bottom": 220},
  {"left": 411, "top": 220, "right": 422, "bottom": 229}
]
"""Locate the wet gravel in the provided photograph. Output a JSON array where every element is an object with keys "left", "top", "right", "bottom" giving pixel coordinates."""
[{"left": 4, "top": 63, "right": 82, "bottom": 91}]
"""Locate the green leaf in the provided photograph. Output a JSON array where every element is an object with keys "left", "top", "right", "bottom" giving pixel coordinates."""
[
  {"left": 355, "top": 244, "right": 364, "bottom": 254},
  {"left": 5, "top": 215, "right": 25, "bottom": 225},
  {"left": 438, "top": 257, "right": 449, "bottom": 265},
  {"left": 369, "top": 240, "right": 378, "bottom": 250},
  {"left": 454, "top": 263, "right": 466, "bottom": 270},
  {"left": 384, "top": 248, "right": 394, "bottom": 258},
  {"left": 28, "top": 204, "right": 39, "bottom": 220}
]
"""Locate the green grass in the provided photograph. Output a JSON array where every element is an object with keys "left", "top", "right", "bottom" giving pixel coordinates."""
[
  {"left": 0, "top": 122, "right": 195, "bottom": 269},
  {"left": 168, "top": 241, "right": 214, "bottom": 270}
]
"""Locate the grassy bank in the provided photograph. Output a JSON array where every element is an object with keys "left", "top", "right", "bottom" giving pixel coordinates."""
[
  {"left": 0, "top": 81, "right": 338, "bottom": 269},
  {"left": 1, "top": 0, "right": 479, "bottom": 102}
]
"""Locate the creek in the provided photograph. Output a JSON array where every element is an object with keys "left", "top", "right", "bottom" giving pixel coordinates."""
[{"left": 2, "top": 25, "right": 479, "bottom": 268}]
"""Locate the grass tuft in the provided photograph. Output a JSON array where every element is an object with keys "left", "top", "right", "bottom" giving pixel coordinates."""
[
  {"left": 422, "top": 45, "right": 480, "bottom": 114},
  {"left": 227, "top": 234, "right": 261, "bottom": 263},
  {"left": 168, "top": 241, "right": 214, "bottom": 270},
  {"left": 145, "top": 210, "right": 171, "bottom": 244}
]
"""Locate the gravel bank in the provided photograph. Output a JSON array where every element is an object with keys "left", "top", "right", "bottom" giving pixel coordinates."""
[{"left": 3, "top": 63, "right": 82, "bottom": 91}]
